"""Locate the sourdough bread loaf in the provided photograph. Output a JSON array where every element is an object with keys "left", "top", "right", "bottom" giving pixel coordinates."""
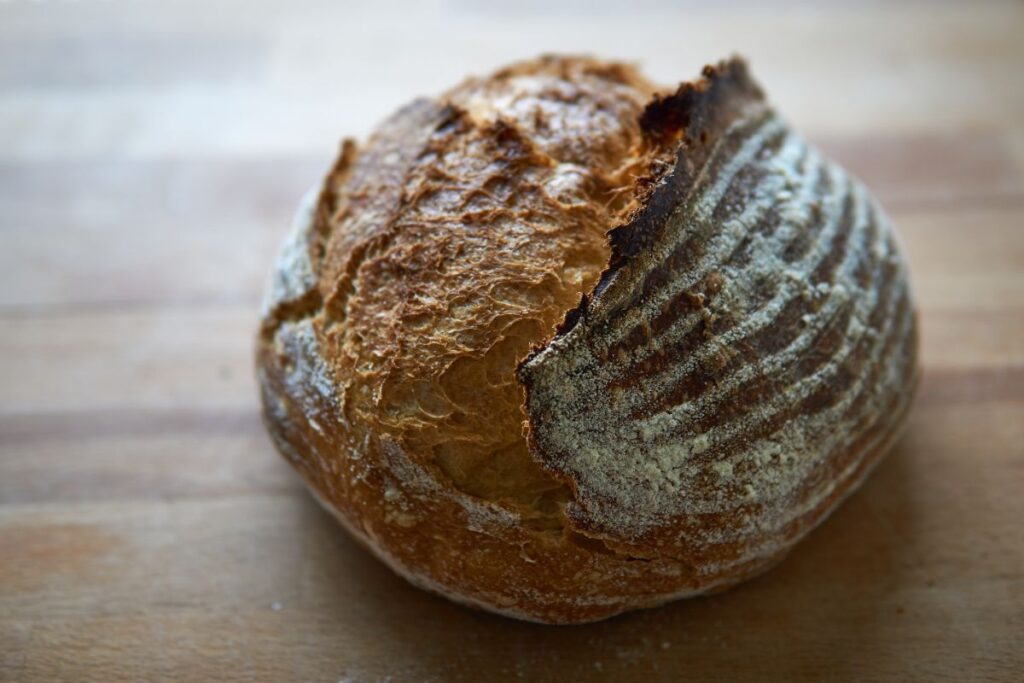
[{"left": 257, "top": 55, "right": 919, "bottom": 624}]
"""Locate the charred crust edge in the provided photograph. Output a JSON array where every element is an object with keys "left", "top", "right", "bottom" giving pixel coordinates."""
[{"left": 516, "top": 57, "right": 766, "bottom": 376}]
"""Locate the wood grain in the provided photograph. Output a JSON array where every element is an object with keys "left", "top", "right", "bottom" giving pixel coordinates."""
[{"left": 1, "top": 1, "right": 1022, "bottom": 681}]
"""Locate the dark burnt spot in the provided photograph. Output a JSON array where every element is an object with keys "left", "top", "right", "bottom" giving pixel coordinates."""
[
  {"left": 521, "top": 58, "right": 778, "bottom": 396},
  {"left": 639, "top": 57, "right": 764, "bottom": 148},
  {"left": 600, "top": 59, "right": 767, "bottom": 280}
]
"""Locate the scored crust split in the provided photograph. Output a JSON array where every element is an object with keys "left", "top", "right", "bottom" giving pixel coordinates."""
[{"left": 256, "top": 55, "right": 919, "bottom": 624}]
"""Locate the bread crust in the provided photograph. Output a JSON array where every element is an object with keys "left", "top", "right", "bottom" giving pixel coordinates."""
[{"left": 257, "top": 56, "right": 919, "bottom": 624}]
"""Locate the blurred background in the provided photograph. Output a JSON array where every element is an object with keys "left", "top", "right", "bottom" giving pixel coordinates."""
[
  {"left": 3, "top": 1, "right": 1023, "bottom": 310},
  {"left": 1, "top": 1, "right": 1022, "bottom": 682}
]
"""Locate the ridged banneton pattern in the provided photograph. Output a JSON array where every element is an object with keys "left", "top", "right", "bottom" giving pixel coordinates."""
[
  {"left": 257, "top": 55, "right": 919, "bottom": 624},
  {"left": 518, "top": 60, "right": 919, "bottom": 575}
]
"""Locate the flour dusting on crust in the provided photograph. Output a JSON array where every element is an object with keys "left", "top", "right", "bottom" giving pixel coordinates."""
[{"left": 256, "top": 55, "right": 919, "bottom": 624}]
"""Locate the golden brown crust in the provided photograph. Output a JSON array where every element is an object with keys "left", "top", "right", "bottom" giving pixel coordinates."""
[{"left": 257, "top": 55, "right": 919, "bottom": 624}]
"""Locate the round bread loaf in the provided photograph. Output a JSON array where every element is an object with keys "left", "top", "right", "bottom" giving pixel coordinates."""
[{"left": 257, "top": 55, "right": 919, "bottom": 624}]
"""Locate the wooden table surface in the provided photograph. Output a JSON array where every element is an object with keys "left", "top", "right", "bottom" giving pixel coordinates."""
[{"left": 2, "top": 1, "right": 1022, "bottom": 681}]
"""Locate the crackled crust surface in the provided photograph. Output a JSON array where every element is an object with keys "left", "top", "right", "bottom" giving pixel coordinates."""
[{"left": 257, "top": 56, "right": 919, "bottom": 623}]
